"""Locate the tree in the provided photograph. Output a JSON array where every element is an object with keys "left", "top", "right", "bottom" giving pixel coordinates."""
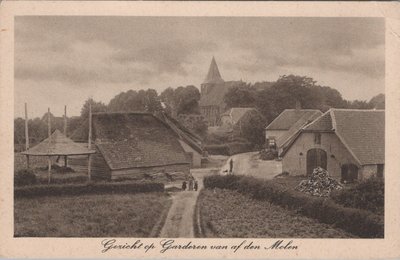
[
  {"left": 369, "top": 93, "right": 385, "bottom": 109},
  {"left": 236, "top": 110, "right": 266, "bottom": 147},
  {"left": 224, "top": 84, "right": 256, "bottom": 109},
  {"left": 160, "top": 85, "right": 201, "bottom": 117},
  {"left": 108, "top": 89, "right": 162, "bottom": 113},
  {"left": 80, "top": 98, "right": 108, "bottom": 119}
]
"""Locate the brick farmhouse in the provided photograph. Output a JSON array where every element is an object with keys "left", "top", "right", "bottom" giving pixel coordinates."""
[{"left": 281, "top": 109, "right": 385, "bottom": 182}]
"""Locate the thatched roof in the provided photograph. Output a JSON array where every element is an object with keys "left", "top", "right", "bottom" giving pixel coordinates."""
[
  {"left": 22, "top": 129, "right": 95, "bottom": 156},
  {"left": 92, "top": 112, "right": 190, "bottom": 170}
]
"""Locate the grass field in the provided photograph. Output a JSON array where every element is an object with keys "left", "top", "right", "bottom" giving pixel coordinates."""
[
  {"left": 198, "top": 189, "right": 354, "bottom": 238},
  {"left": 15, "top": 192, "right": 171, "bottom": 237}
]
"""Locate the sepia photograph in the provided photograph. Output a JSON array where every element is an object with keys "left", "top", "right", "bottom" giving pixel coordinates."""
[
  {"left": 12, "top": 15, "right": 385, "bottom": 239},
  {"left": 2, "top": 1, "right": 400, "bottom": 258}
]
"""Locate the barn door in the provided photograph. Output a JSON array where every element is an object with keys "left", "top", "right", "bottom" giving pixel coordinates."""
[
  {"left": 341, "top": 164, "right": 358, "bottom": 183},
  {"left": 306, "top": 148, "right": 327, "bottom": 175}
]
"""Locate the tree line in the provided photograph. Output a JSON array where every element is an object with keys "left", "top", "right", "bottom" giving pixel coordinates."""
[
  {"left": 224, "top": 75, "right": 385, "bottom": 125},
  {"left": 14, "top": 74, "right": 384, "bottom": 147}
]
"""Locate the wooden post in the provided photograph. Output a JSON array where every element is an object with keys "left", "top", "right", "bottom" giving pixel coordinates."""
[
  {"left": 48, "top": 156, "right": 51, "bottom": 184},
  {"left": 24, "top": 103, "right": 30, "bottom": 168},
  {"left": 64, "top": 105, "right": 68, "bottom": 166},
  {"left": 88, "top": 154, "right": 92, "bottom": 182},
  {"left": 88, "top": 103, "right": 92, "bottom": 150},
  {"left": 47, "top": 108, "right": 51, "bottom": 184},
  {"left": 88, "top": 103, "right": 92, "bottom": 181},
  {"left": 64, "top": 105, "right": 67, "bottom": 136}
]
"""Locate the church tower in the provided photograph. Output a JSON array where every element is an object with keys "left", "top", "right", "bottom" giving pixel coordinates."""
[{"left": 201, "top": 57, "right": 224, "bottom": 96}]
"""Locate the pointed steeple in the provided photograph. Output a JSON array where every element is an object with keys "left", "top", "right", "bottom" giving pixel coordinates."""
[{"left": 203, "top": 57, "right": 224, "bottom": 84}]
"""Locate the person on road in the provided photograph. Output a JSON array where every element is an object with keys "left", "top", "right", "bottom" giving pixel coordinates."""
[
  {"left": 188, "top": 179, "right": 193, "bottom": 191},
  {"left": 194, "top": 180, "right": 198, "bottom": 191},
  {"left": 229, "top": 158, "right": 234, "bottom": 174},
  {"left": 182, "top": 181, "right": 187, "bottom": 191}
]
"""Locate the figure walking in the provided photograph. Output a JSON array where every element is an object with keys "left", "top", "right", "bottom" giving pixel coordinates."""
[
  {"left": 182, "top": 181, "right": 187, "bottom": 191},
  {"left": 188, "top": 179, "right": 193, "bottom": 191},
  {"left": 194, "top": 180, "right": 198, "bottom": 191},
  {"left": 229, "top": 158, "right": 234, "bottom": 174}
]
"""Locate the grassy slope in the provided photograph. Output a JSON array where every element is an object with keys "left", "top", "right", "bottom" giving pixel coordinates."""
[
  {"left": 15, "top": 192, "right": 172, "bottom": 237},
  {"left": 198, "top": 189, "right": 354, "bottom": 238}
]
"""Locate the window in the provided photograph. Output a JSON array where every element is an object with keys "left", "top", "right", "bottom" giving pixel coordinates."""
[
  {"left": 377, "top": 164, "right": 384, "bottom": 178},
  {"left": 314, "top": 133, "right": 321, "bottom": 144}
]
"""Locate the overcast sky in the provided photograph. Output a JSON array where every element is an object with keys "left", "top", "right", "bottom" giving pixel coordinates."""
[{"left": 15, "top": 16, "right": 385, "bottom": 118}]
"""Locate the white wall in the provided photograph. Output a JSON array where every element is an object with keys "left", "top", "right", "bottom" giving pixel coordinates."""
[{"left": 282, "top": 132, "right": 359, "bottom": 180}]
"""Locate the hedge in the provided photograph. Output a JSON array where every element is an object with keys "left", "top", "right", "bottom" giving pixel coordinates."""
[
  {"left": 331, "top": 177, "right": 384, "bottom": 215},
  {"left": 15, "top": 181, "right": 164, "bottom": 198},
  {"left": 205, "top": 142, "right": 253, "bottom": 156},
  {"left": 203, "top": 175, "right": 383, "bottom": 238},
  {"left": 15, "top": 169, "right": 37, "bottom": 186}
]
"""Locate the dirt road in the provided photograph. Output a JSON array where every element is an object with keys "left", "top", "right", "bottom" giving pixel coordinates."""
[
  {"left": 159, "top": 168, "right": 218, "bottom": 238},
  {"left": 220, "top": 152, "right": 282, "bottom": 180}
]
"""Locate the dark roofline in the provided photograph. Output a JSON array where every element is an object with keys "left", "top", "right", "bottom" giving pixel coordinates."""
[
  {"left": 109, "top": 161, "right": 190, "bottom": 171},
  {"left": 92, "top": 111, "right": 152, "bottom": 116},
  {"left": 265, "top": 109, "right": 321, "bottom": 130}
]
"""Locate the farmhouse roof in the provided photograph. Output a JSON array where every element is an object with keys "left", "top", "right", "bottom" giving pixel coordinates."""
[
  {"left": 92, "top": 112, "right": 190, "bottom": 170},
  {"left": 221, "top": 107, "right": 258, "bottom": 125},
  {"left": 203, "top": 57, "right": 224, "bottom": 84},
  {"left": 276, "top": 110, "right": 322, "bottom": 149},
  {"left": 22, "top": 129, "right": 95, "bottom": 156},
  {"left": 287, "top": 109, "right": 385, "bottom": 165},
  {"left": 266, "top": 109, "right": 322, "bottom": 130}
]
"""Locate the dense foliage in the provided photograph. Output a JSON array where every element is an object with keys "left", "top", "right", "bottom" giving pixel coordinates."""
[
  {"left": 14, "top": 169, "right": 37, "bottom": 186},
  {"left": 225, "top": 75, "right": 385, "bottom": 124},
  {"left": 203, "top": 174, "right": 383, "bottom": 238},
  {"left": 331, "top": 178, "right": 384, "bottom": 215},
  {"left": 197, "top": 189, "right": 352, "bottom": 238}
]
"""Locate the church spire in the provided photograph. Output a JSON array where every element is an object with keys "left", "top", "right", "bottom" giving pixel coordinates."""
[{"left": 203, "top": 56, "right": 224, "bottom": 84}]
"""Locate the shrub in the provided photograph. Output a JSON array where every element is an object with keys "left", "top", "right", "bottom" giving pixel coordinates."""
[
  {"left": 15, "top": 181, "right": 164, "bottom": 198},
  {"left": 204, "top": 144, "right": 230, "bottom": 155},
  {"left": 331, "top": 177, "right": 384, "bottom": 214},
  {"left": 227, "top": 142, "right": 252, "bottom": 155},
  {"left": 14, "top": 169, "right": 37, "bottom": 186},
  {"left": 203, "top": 174, "right": 383, "bottom": 238}
]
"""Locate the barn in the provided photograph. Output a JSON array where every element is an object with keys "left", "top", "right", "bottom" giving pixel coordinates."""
[
  {"left": 281, "top": 109, "right": 385, "bottom": 182},
  {"left": 70, "top": 112, "right": 192, "bottom": 180},
  {"left": 265, "top": 109, "right": 322, "bottom": 150}
]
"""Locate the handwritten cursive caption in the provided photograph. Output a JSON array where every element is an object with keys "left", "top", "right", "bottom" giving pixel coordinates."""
[{"left": 101, "top": 239, "right": 298, "bottom": 253}]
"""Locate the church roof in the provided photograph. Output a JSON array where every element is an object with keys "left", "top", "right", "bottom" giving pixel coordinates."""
[{"left": 203, "top": 57, "right": 224, "bottom": 84}]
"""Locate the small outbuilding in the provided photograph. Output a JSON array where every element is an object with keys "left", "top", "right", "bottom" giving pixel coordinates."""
[
  {"left": 281, "top": 109, "right": 385, "bottom": 182},
  {"left": 265, "top": 109, "right": 322, "bottom": 150}
]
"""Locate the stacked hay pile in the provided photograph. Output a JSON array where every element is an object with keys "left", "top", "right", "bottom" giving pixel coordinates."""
[{"left": 295, "top": 167, "right": 343, "bottom": 197}]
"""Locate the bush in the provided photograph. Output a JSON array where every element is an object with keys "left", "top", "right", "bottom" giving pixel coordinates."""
[
  {"left": 259, "top": 149, "right": 278, "bottom": 160},
  {"left": 15, "top": 169, "right": 37, "bottom": 186},
  {"left": 331, "top": 177, "right": 384, "bottom": 214},
  {"left": 203, "top": 174, "right": 383, "bottom": 238},
  {"left": 204, "top": 144, "right": 230, "bottom": 155},
  {"left": 15, "top": 181, "right": 164, "bottom": 198},
  {"left": 227, "top": 142, "right": 252, "bottom": 155},
  {"left": 204, "top": 142, "right": 253, "bottom": 156}
]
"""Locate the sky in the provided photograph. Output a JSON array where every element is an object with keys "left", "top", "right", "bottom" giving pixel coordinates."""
[{"left": 14, "top": 16, "right": 385, "bottom": 118}]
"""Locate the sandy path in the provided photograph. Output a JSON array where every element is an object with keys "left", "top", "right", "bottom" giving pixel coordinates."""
[
  {"left": 159, "top": 168, "right": 217, "bottom": 238},
  {"left": 220, "top": 152, "right": 282, "bottom": 180}
]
